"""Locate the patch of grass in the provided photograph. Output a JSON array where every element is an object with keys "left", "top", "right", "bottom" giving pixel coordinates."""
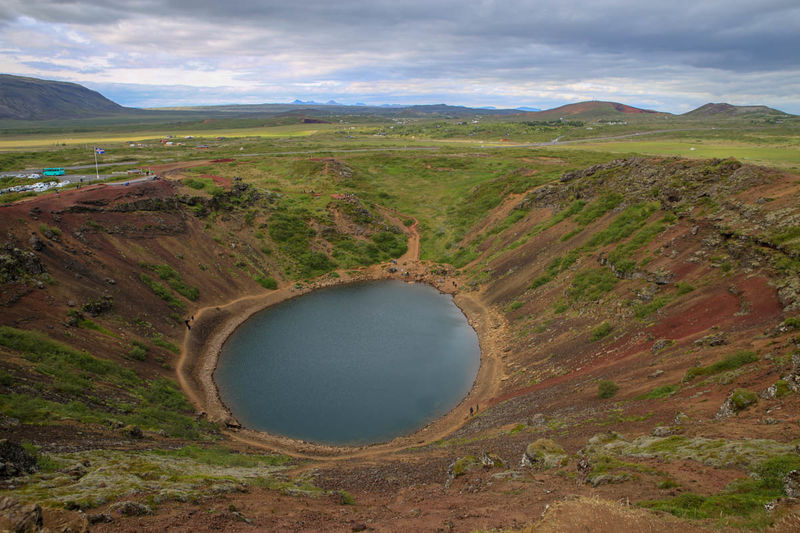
[
  {"left": 128, "top": 345, "right": 147, "bottom": 361},
  {"left": 568, "top": 268, "right": 618, "bottom": 302},
  {"left": 607, "top": 219, "right": 668, "bottom": 275},
  {"left": 451, "top": 455, "right": 478, "bottom": 477},
  {"left": 640, "top": 454, "right": 800, "bottom": 528},
  {"left": 598, "top": 380, "right": 619, "bottom": 399},
  {"left": 140, "top": 274, "right": 185, "bottom": 310},
  {"left": 633, "top": 295, "right": 673, "bottom": 319},
  {"left": 635, "top": 385, "right": 678, "bottom": 400},
  {"left": 684, "top": 350, "right": 758, "bottom": 382},
  {"left": 0, "top": 327, "right": 214, "bottom": 439},
  {"left": 590, "top": 322, "right": 613, "bottom": 341},
  {"left": 586, "top": 202, "right": 659, "bottom": 248},
  {"left": 0, "top": 326, "right": 138, "bottom": 385},
  {"left": 151, "top": 445, "right": 289, "bottom": 468},
  {"left": 371, "top": 231, "right": 407, "bottom": 258},
  {"left": 553, "top": 300, "right": 569, "bottom": 313},
  {"left": 729, "top": 388, "right": 758, "bottom": 410},
  {"left": 38, "top": 224, "right": 62, "bottom": 239},
  {"left": 754, "top": 454, "right": 800, "bottom": 490},
  {"left": 507, "top": 300, "right": 523, "bottom": 311},
  {"left": 20, "top": 442, "right": 61, "bottom": 473},
  {"left": 151, "top": 335, "right": 180, "bottom": 354},
  {"left": 150, "top": 264, "right": 199, "bottom": 301},
  {"left": 487, "top": 208, "right": 528, "bottom": 236},
  {"left": 573, "top": 192, "right": 623, "bottom": 226},
  {"left": 338, "top": 490, "right": 356, "bottom": 505},
  {"left": 774, "top": 379, "right": 790, "bottom": 398},
  {"left": 658, "top": 479, "right": 680, "bottom": 489},
  {"left": 675, "top": 282, "right": 695, "bottom": 295}
]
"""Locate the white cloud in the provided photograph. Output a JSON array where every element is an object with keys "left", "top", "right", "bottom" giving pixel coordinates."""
[{"left": 0, "top": 1, "right": 798, "bottom": 112}]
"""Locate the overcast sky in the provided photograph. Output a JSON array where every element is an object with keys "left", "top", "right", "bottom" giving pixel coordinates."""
[{"left": 1, "top": 0, "right": 799, "bottom": 113}]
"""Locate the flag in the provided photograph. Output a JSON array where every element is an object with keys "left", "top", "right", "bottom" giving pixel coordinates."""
[{"left": 95, "top": 147, "right": 105, "bottom": 154}]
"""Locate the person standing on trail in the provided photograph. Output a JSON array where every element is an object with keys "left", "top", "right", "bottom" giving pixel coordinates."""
[
  {"left": 470, "top": 407, "right": 474, "bottom": 416},
  {"left": 184, "top": 319, "right": 191, "bottom": 331}
]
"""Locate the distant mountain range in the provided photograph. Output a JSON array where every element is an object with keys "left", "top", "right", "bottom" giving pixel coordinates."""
[
  {"left": 0, "top": 74, "right": 130, "bottom": 120},
  {"left": 0, "top": 75, "right": 794, "bottom": 121}
]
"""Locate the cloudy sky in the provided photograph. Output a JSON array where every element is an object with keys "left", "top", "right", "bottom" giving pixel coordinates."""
[{"left": 1, "top": 0, "right": 799, "bottom": 113}]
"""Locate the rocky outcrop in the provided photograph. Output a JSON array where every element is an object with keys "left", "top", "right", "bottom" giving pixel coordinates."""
[
  {"left": 715, "top": 388, "right": 758, "bottom": 419},
  {"left": 0, "top": 440, "right": 38, "bottom": 479},
  {"left": 0, "top": 244, "right": 45, "bottom": 283},
  {"left": 784, "top": 470, "right": 800, "bottom": 498},
  {"left": 109, "top": 501, "right": 153, "bottom": 516},
  {"left": 521, "top": 439, "right": 567, "bottom": 469},
  {"left": 0, "top": 496, "right": 42, "bottom": 533}
]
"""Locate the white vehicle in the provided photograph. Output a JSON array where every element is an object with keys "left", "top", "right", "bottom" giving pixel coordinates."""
[{"left": 28, "top": 173, "right": 41, "bottom": 179}]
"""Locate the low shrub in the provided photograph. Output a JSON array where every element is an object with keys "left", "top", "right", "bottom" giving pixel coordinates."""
[
  {"left": 590, "top": 322, "right": 613, "bottom": 341},
  {"left": 598, "top": 380, "right": 619, "bottom": 399}
]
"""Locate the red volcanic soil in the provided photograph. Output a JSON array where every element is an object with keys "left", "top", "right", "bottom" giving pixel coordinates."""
[
  {"left": 527, "top": 100, "right": 660, "bottom": 118},
  {"left": 610, "top": 102, "right": 656, "bottom": 114},
  {"left": 201, "top": 174, "right": 232, "bottom": 189},
  {"left": 0, "top": 179, "right": 172, "bottom": 214},
  {"left": 487, "top": 273, "right": 784, "bottom": 409}
]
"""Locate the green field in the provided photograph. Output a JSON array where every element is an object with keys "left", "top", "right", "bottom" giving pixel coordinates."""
[
  {"left": 2, "top": 111, "right": 798, "bottom": 261},
  {"left": 550, "top": 139, "right": 800, "bottom": 170}
]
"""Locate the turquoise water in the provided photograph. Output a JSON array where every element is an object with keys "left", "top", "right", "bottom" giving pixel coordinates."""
[{"left": 214, "top": 280, "right": 480, "bottom": 445}]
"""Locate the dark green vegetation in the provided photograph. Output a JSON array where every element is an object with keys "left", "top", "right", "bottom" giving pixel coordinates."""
[
  {"left": 684, "top": 351, "right": 759, "bottom": 382},
  {"left": 0, "top": 327, "right": 214, "bottom": 439},
  {"left": 636, "top": 385, "right": 678, "bottom": 400},
  {"left": 641, "top": 454, "right": 800, "bottom": 528},
  {"left": 598, "top": 380, "right": 619, "bottom": 399},
  {"left": 589, "top": 322, "right": 613, "bottom": 342}
]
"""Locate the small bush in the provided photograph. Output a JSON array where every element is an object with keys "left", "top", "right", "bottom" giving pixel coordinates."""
[
  {"left": 451, "top": 455, "right": 478, "bottom": 477},
  {"left": 129, "top": 345, "right": 147, "bottom": 361},
  {"left": 338, "top": 490, "right": 355, "bottom": 505},
  {"left": 590, "top": 322, "right": 613, "bottom": 342},
  {"left": 775, "top": 379, "right": 790, "bottom": 398},
  {"left": 255, "top": 276, "right": 278, "bottom": 290},
  {"left": 729, "top": 388, "right": 758, "bottom": 411},
  {"left": 658, "top": 479, "right": 680, "bottom": 489},
  {"left": 675, "top": 282, "right": 695, "bottom": 295},
  {"left": 598, "top": 380, "right": 619, "bottom": 399},
  {"left": 39, "top": 224, "right": 62, "bottom": 240}
]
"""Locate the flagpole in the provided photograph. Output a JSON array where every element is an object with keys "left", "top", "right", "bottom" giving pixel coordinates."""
[{"left": 94, "top": 147, "right": 99, "bottom": 181}]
